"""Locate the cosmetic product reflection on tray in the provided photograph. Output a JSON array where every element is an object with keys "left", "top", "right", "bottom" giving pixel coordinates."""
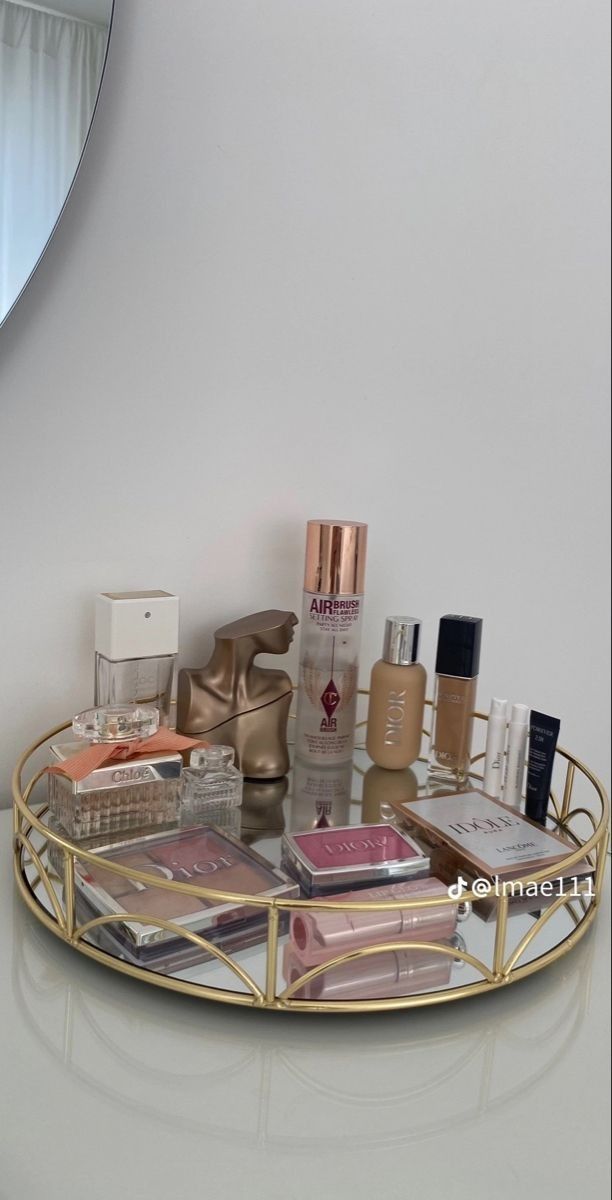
[
  {"left": 283, "top": 943, "right": 457, "bottom": 1002},
  {"left": 73, "top": 825, "right": 299, "bottom": 972},
  {"left": 239, "top": 777, "right": 288, "bottom": 846},
  {"left": 361, "top": 764, "right": 419, "bottom": 823},
  {"left": 290, "top": 757, "right": 354, "bottom": 831}
]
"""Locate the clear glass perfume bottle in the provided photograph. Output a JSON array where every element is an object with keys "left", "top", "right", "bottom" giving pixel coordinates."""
[
  {"left": 47, "top": 704, "right": 182, "bottom": 841},
  {"left": 94, "top": 592, "right": 179, "bottom": 725},
  {"left": 180, "top": 745, "right": 243, "bottom": 834},
  {"left": 95, "top": 654, "right": 176, "bottom": 722}
]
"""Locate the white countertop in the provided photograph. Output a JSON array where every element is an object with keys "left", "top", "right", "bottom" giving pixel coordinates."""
[{"left": 1, "top": 809, "right": 609, "bottom": 1200}]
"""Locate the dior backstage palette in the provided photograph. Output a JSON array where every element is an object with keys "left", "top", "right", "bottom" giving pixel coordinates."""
[{"left": 73, "top": 825, "right": 298, "bottom": 970}]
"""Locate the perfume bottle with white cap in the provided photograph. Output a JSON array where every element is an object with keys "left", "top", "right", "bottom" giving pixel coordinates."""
[{"left": 94, "top": 591, "right": 179, "bottom": 725}]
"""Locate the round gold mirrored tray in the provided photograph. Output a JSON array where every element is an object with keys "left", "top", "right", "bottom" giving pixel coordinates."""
[{"left": 12, "top": 698, "right": 609, "bottom": 1014}]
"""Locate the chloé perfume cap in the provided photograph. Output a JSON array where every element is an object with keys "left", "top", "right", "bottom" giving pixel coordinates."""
[
  {"left": 73, "top": 705, "right": 159, "bottom": 743},
  {"left": 95, "top": 591, "right": 179, "bottom": 660},
  {"left": 382, "top": 617, "right": 421, "bottom": 666},
  {"left": 303, "top": 520, "right": 367, "bottom": 596},
  {"left": 435, "top": 615, "right": 483, "bottom": 679}
]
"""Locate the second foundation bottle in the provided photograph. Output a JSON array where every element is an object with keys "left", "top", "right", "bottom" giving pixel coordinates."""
[
  {"left": 366, "top": 618, "right": 427, "bottom": 769},
  {"left": 428, "top": 615, "right": 483, "bottom": 783}
]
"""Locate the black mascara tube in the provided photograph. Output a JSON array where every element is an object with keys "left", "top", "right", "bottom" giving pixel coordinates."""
[{"left": 525, "top": 710, "right": 560, "bottom": 825}]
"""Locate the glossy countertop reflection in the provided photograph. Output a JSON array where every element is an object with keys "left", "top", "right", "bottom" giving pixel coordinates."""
[{"left": 1, "top": 811, "right": 610, "bottom": 1200}]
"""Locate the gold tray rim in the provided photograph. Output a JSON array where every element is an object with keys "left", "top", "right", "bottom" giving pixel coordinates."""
[{"left": 12, "top": 703, "right": 609, "bottom": 1014}]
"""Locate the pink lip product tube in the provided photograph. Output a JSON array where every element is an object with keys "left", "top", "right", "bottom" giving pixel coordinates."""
[
  {"left": 289, "top": 876, "right": 458, "bottom": 966},
  {"left": 281, "top": 822, "right": 430, "bottom": 896},
  {"left": 283, "top": 943, "right": 453, "bottom": 1002}
]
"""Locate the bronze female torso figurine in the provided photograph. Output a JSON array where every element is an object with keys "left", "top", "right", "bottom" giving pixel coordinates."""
[{"left": 177, "top": 610, "right": 298, "bottom": 779}]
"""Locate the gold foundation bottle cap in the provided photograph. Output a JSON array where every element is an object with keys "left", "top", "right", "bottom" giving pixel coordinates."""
[
  {"left": 382, "top": 617, "right": 422, "bottom": 666},
  {"left": 304, "top": 520, "right": 367, "bottom": 595}
]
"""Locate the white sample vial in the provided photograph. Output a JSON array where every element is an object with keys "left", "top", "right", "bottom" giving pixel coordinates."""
[
  {"left": 503, "top": 703, "right": 530, "bottom": 808},
  {"left": 482, "top": 697, "right": 508, "bottom": 798}
]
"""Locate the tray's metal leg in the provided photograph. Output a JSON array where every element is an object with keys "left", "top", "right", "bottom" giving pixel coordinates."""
[{"left": 265, "top": 906, "right": 280, "bottom": 1007}]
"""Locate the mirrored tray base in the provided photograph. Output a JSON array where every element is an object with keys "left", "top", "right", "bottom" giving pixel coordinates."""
[{"left": 12, "top": 702, "right": 609, "bottom": 1014}]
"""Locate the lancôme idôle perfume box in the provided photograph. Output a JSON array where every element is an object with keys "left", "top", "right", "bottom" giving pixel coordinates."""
[{"left": 390, "top": 790, "right": 593, "bottom": 910}]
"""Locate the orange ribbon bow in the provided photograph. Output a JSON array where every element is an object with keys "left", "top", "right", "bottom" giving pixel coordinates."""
[{"left": 47, "top": 728, "right": 209, "bottom": 783}]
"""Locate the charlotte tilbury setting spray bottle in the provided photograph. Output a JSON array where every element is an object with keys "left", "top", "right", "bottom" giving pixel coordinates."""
[
  {"left": 428, "top": 615, "right": 483, "bottom": 784},
  {"left": 295, "top": 520, "right": 367, "bottom": 765},
  {"left": 366, "top": 618, "right": 427, "bottom": 769}
]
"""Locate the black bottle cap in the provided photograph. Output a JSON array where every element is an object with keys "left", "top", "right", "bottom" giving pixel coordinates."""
[{"left": 435, "top": 615, "right": 483, "bottom": 679}]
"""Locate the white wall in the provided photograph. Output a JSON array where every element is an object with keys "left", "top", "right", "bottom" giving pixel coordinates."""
[{"left": 0, "top": 0, "right": 609, "bottom": 803}]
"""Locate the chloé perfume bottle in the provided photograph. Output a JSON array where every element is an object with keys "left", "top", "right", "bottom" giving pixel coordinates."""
[
  {"left": 94, "top": 591, "right": 179, "bottom": 726},
  {"left": 295, "top": 520, "right": 368, "bottom": 765},
  {"left": 47, "top": 705, "right": 182, "bottom": 841},
  {"left": 428, "top": 615, "right": 483, "bottom": 783},
  {"left": 180, "top": 745, "right": 243, "bottom": 835}
]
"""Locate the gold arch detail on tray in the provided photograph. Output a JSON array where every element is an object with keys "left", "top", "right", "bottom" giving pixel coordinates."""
[
  {"left": 15, "top": 830, "right": 66, "bottom": 931},
  {"left": 72, "top": 912, "right": 265, "bottom": 1001},
  {"left": 11, "top": 703, "right": 610, "bottom": 1014},
  {"left": 500, "top": 883, "right": 599, "bottom": 977},
  {"left": 278, "top": 938, "right": 497, "bottom": 1004}
]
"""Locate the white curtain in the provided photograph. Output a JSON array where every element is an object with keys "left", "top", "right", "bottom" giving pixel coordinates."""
[{"left": 0, "top": 1, "right": 106, "bottom": 321}]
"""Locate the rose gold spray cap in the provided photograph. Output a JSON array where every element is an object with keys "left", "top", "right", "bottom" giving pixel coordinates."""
[{"left": 303, "top": 520, "right": 368, "bottom": 595}]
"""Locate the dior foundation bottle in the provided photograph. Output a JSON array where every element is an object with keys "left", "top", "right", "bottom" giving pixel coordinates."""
[
  {"left": 94, "top": 592, "right": 179, "bottom": 726},
  {"left": 428, "top": 615, "right": 483, "bottom": 784},
  {"left": 366, "top": 618, "right": 427, "bottom": 769}
]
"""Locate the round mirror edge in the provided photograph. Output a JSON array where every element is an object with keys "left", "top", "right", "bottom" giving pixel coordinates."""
[{"left": 0, "top": 0, "right": 116, "bottom": 333}]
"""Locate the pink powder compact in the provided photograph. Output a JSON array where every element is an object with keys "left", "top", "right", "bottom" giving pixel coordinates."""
[{"left": 281, "top": 823, "right": 430, "bottom": 895}]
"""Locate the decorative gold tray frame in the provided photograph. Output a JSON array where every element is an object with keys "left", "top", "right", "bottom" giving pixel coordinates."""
[{"left": 12, "top": 704, "right": 609, "bottom": 1014}]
